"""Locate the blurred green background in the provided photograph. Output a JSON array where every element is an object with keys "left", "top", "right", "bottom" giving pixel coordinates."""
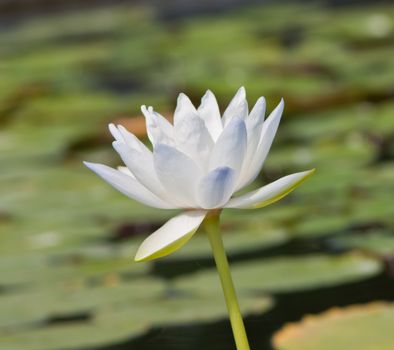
[{"left": 0, "top": 1, "right": 394, "bottom": 349}]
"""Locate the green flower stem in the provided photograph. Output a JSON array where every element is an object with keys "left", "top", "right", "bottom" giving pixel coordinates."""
[{"left": 204, "top": 210, "right": 251, "bottom": 350}]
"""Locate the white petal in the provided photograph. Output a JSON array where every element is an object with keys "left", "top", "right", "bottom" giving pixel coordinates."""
[
  {"left": 222, "top": 87, "right": 248, "bottom": 126},
  {"left": 154, "top": 144, "right": 203, "bottom": 207},
  {"left": 83, "top": 162, "right": 175, "bottom": 209},
  {"left": 174, "top": 103, "right": 214, "bottom": 169},
  {"left": 108, "top": 123, "right": 123, "bottom": 142},
  {"left": 236, "top": 97, "right": 266, "bottom": 190},
  {"left": 135, "top": 210, "right": 207, "bottom": 261},
  {"left": 173, "top": 93, "right": 197, "bottom": 126},
  {"left": 198, "top": 90, "right": 223, "bottom": 141},
  {"left": 237, "top": 99, "right": 284, "bottom": 189},
  {"left": 209, "top": 117, "right": 247, "bottom": 179},
  {"left": 141, "top": 105, "right": 175, "bottom": 146},
  {"left": 197, "top": 167, "right": 235, "bottom": 209},
  {"left": 109, "top": 124, "right": 151, "bottom": 155},
  {"left": 226, "top": 169, "right": 315, "bottom": 209},
  {"left": 245, "top": 96, "right": 266, "bottom": 139},
  {"left": 112, "top": 141, "right": 175, "bottom": 205},
  {"left": 117, "top": 125, "right": 150, "bottom": 152}
]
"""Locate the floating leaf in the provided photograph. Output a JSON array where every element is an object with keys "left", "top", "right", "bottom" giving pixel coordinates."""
[
  {"left": 174, "top": 253, "right": 382, "bottom": 294},
  {"left": 0, "top": 286, "right": 272, "bottom": 350},
  {"left": 273, "top": 302, "right": 394, "bottom": 350},
  {"left": 0, "top": 278, "right": 164, "bottom": 330},
  {"left": 329, "top": 231, "right": 394, "bottom": 256}
]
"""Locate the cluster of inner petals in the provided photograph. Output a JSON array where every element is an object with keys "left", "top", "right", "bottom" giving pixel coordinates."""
[{"left": 107, "top": 87, "right": 284, "bottom": 210}]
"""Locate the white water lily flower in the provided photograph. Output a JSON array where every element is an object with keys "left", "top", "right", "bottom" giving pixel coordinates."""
[{"left": 84, "top": 87, "right": 314, "bottom": 262}]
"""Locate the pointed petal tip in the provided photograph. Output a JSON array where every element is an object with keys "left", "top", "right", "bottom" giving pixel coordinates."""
[
  {"left": 134, "top": 249, "right": 156, "bottom": 262},
  {"left": 108, "top": 123, "right": 124, "bottom": 142},
  {"left": 83, "top": 161, "right": 109, "bottom": 173},
  {"left": 83, "top": 160, "right": 94, "bottom": 169},
  {"left": 235, "top": 86, "right": 246, "bottom": 98},
  {"left": 266, "top": 98, "right": 285, "bottom": 123},
  {"left": 303, "top": 168, "right": 316, "bottom": 177},
  {"left": 134, "top": 251, "right": 147, "bottom": 262},
  {"left": 176, "top": 93, "right": 195, "bottom": 110},
  {"left": 305, "top": 168, "right": 316, "bottom": 180},
  {"left": 83, "top": 161, "right": 104, "bottom": 174},
  {"left": 177, "top": 93, "right": 194, "bottom": 106},
  {"left": 201, "top": 89, "right": 214, "bottom": 101},
  {"left": 141, "top": 105, "right": 149, "bottom": 117}
]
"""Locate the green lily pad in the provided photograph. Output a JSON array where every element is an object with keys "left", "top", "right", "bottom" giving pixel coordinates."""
[
  {"left": 174, "top": 253, "right": 382, "bottom": 294},
  {"left": 0, "top": 277, "right": 164, "bottom": 330},
  {"left": 330, "top": 231, "right": 394, "bottom": 256},
  {"left": 0, "top": 244, "right": 150, "bottom": 290},
  {"left": 273, "top": 302, "right": 394, "bottom": 350},
  {"left": 0, "top": 285, "right": 272, "bottom": 350},
  {"left": 0, "top": 306, "right": 148, "bottom": 350}
]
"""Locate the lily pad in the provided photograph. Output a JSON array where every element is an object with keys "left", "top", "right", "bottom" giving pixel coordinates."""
[
  {"left": 329, "top": 231, "right": 394, "bottom": 257},
  {"left": 0, "top": 245, "right": 150, "bottom": 290},
  {"left": 0, "top": 286, "right": 272, "bottom": 350},
  {"left": 0, "top": 277, "right": 164, "bottom": 330},
  {"left": 174, "top": 253, "right": 382, "bottom": 294},
  {"left": 273, "top": 302, "right": 394, "bottom": 350}
]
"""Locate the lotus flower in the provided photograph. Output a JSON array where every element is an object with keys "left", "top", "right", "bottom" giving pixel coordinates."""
[{"left": 84, "top": 87, "right": 314, "bottom": 262}]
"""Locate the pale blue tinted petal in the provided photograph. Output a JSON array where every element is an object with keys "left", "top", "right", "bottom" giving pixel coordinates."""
[{"left": 197, "top": 167, "right": 235, "bottom": 209}]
